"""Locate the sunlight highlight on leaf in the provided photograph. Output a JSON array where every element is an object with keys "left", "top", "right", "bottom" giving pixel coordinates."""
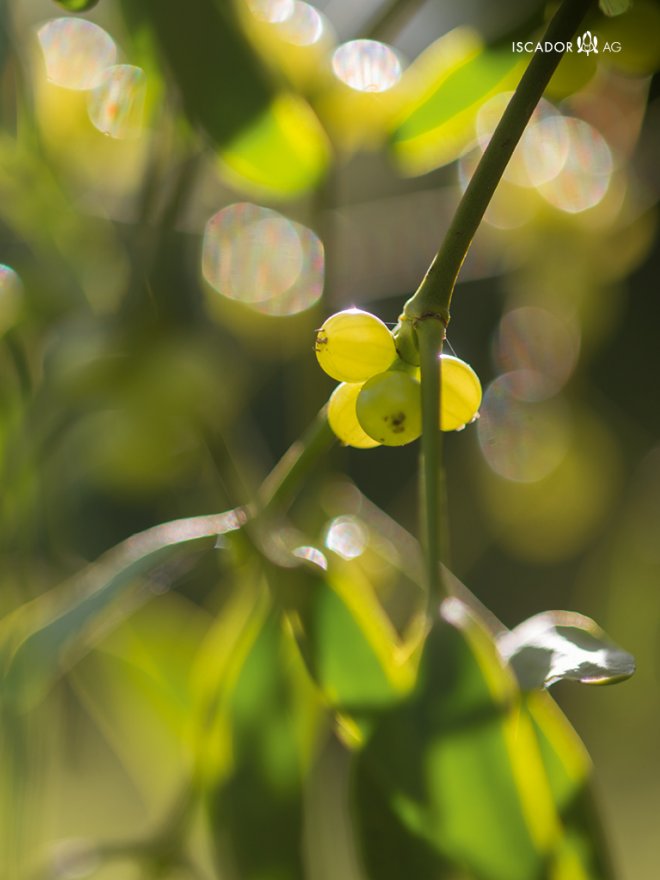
[
  {"left": 37, "top": 18, "right": 117, "bottom": 90},
  {"left": 219, "top": 92, "right": 330, "bottom": 197},
  {"left": 353, "top": 598, "right": 562, "bottom": 880},
  {"left": 202, "top": 203, "right": 324, "bottom": 317},
  {"left": 87, "top": 64, "right": 147, "bottom": 139},
  {"left": 391, "top": 30, "right": 523, "bottom": 174},
  {"left": 332, "top": 40, "right": 402, "bottom": 93},
  {"left": 498, "top": 611, "right": 635, "bottom": 690}
]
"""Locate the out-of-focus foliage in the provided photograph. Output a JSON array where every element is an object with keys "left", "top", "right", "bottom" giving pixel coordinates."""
[
  {"left": 0, "top": 1, "right": 658, "bottom": 879},
  {"left": 391, "top": 31, "right": 524, "bottom": 174}
]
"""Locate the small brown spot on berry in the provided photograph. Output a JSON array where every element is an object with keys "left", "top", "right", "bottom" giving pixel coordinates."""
[{"left": 390, "top": 411, "right": 406, "bottom": 433}]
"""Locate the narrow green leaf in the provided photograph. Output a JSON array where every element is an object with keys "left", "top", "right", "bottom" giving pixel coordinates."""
[
  {"left": 121, "top": 0, "right": 272, "bottom": 144},
  {"left": 497, "top": 611, "right": 635, "bottom": 691},
  {"left": 120, "top": 0, "right": 329, "bottom": 196},
  {"left": 206, "top": 605, "right": 317, "bottom": 880},
  {"left": 278, "top": 561, "right": 415, "bottom": 719},
  {"left": 72, "top": 595, "right": 210, "bottom": 806},
  {"left": 526, "top": 692, "right": 616, "bottom": 880},
  {"left": 218, "top": 92, "right": 330, "bottom": 198},
  {"left": 390, "top": 29, "right": 524, "bottom": 175},
  {"left": 353, "top": 598, "right": 561, "bottom": 880},
  {"left": 3, "top": 512, "right": 240, "bottom": 709}
]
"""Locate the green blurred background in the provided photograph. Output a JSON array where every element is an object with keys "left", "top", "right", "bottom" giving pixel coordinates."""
[{"left": 1, "top": 0, "right": 659, "bottom": 877}]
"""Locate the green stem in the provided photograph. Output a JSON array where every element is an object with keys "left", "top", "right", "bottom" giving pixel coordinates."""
[
  {"left": 11, "top": 409, "right": 335, "bottom": 692},
  {"left": 408, "top": 0, "right": 593, "bottom": 612},
  {"left": 417, "top": 319, "right": 446, "bottom": 609},
  {"left": 259, "top": 408, "right": 336, "bottom": 514},
  {"left": 402, "top": 0, "right": 593, "bottom": 325}
]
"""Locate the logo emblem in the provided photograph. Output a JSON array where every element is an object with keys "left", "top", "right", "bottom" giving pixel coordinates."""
[{"left": 577, "top": 31, "right": 598, "bottom": 55}]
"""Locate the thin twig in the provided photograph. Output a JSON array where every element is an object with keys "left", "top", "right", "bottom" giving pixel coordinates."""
[{"left": 402, "top": 0, "right": 594, "bottom": 325}]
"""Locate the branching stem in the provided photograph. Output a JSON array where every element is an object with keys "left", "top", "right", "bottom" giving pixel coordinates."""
[
  {"left": 402, "top": 0, "right": 593, "bottom": 325},
  {"left": 404, "top": 0, "right": 594, "bottom": 608}
]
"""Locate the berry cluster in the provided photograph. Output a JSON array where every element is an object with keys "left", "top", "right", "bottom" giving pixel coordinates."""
[{"left": 315, "top": 308, "right": 482, "bottom": 448}]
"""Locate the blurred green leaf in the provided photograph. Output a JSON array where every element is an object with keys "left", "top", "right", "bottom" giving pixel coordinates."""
[
  {"left": 276, "top": 559, "right": 416, "bottom": 720},
  {"left": 497, "top": 611, "right": 635, "bottom": 691},
  {"left": 390, "top": 30, "right": 523, "bottom": 175},
  {"left": 218, "top": 92, "right": 330, "bottom": 198},
  {"left": 72, "top": 594, "right": 210, "bottom": 808},
  {"left": 353, "top": 598, "right": 561, "bottom": 880},
  {"left": 121, "top": 0, "right": 272, "bottom": 143},
  {"left": 526, "top": 692, "right": 615, "bottom": 879},
  {"left": 2, "top": 512, "right": 241, "bottom": 709},
  {"left": 121, "top": 0, "right": 329, "bottom": 196},
  {"left": 205, "top": 598, "right": 320, "bottom": 880}
]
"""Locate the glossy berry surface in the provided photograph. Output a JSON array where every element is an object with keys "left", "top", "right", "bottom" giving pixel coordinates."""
[
  {"left": 327, "top": 383, "right": 380, "bottom": 449},
  {"left": 315, "top": 308, "right": 396, "bottom": 383},
  {"left": 356, "top": 371, "right": 421, "bottom": 446},
  {"left": 439, "top": 355, "right": 482, "bottom": 430}
]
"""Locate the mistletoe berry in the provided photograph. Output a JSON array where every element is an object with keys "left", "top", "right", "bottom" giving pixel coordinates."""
[
  {"left": 327, "top": 382, "right": 381, "bottom": 449},
  {"left": 438, "top": 355, "right": 482, "bottom": 430},
  {"left": 356, "top": 370, "right": 422, "bottom": 446},
  {"left": 315, "top": 308, "right": 397, "bottom": 383}
]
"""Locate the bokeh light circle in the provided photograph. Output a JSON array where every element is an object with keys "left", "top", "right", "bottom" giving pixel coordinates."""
[
  {"left": 292, "top": 545, "right": 328, "bottom": 570},
  {"left": 457, "top": 148, "right": 537, "bottom": 230},
  {"left": 477, "top": 374, "right": 571, "bottom": 482},
  {"left": 277, "top": 1, "right": 324, "bottom": 46},
  {"left": 539, "top": 118, "right": 613, "bottom": 214},
  {"left": 332, "top": 39, "right": 402, "bottom": 93},
  {"left": 37, "top": 18, "right": 117, "bottom": 90},
  {"left": 87, "top": 65, "right": 146, "bottom": 139},
  {"left": 476, "top": 94, "right": 568, "bottom": 188},
  {"left": 493, "top": 307, "right": 580, "bottom": 401},
  {"left": 325, "top": 515, "right": 368, "bottom": 559},
  {"left": 247, "top": 0, "right": 295, "bottom": 22},
  {"left": 202, "top": 203, "right": 324, "bottom": 317}
]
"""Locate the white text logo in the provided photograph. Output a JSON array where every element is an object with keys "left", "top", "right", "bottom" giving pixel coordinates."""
[
  {"left": 577, "top": 31, "right": 598, "bottom": 55},
  {"left": 512, "top": 32, "right": 621, "bottom": 55}
]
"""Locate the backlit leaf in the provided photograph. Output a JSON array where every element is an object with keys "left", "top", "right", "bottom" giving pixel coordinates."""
[
  {"left": 353, "top": 598, "right": 561, "bottom": 880},
  {"left": 120, "top": 0, "right": 329, "bottom": 196},
  {"left": 390, "top": 29, "right": 524, "bottom": 175},
  {"left": 3, "top": 512, "right": 239, "bottom": 709},
  {"left": 526, "top": 692, "right": 616, "bottom": 879},
  {"left": 72, "top": 594, "right": 209, "bottom": 808},
  {"left": 205, "top": 600, "right": 320, "bottom": 880},
  {"left": 278, "top": 559, "right": 415, "bottom": 720}
]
